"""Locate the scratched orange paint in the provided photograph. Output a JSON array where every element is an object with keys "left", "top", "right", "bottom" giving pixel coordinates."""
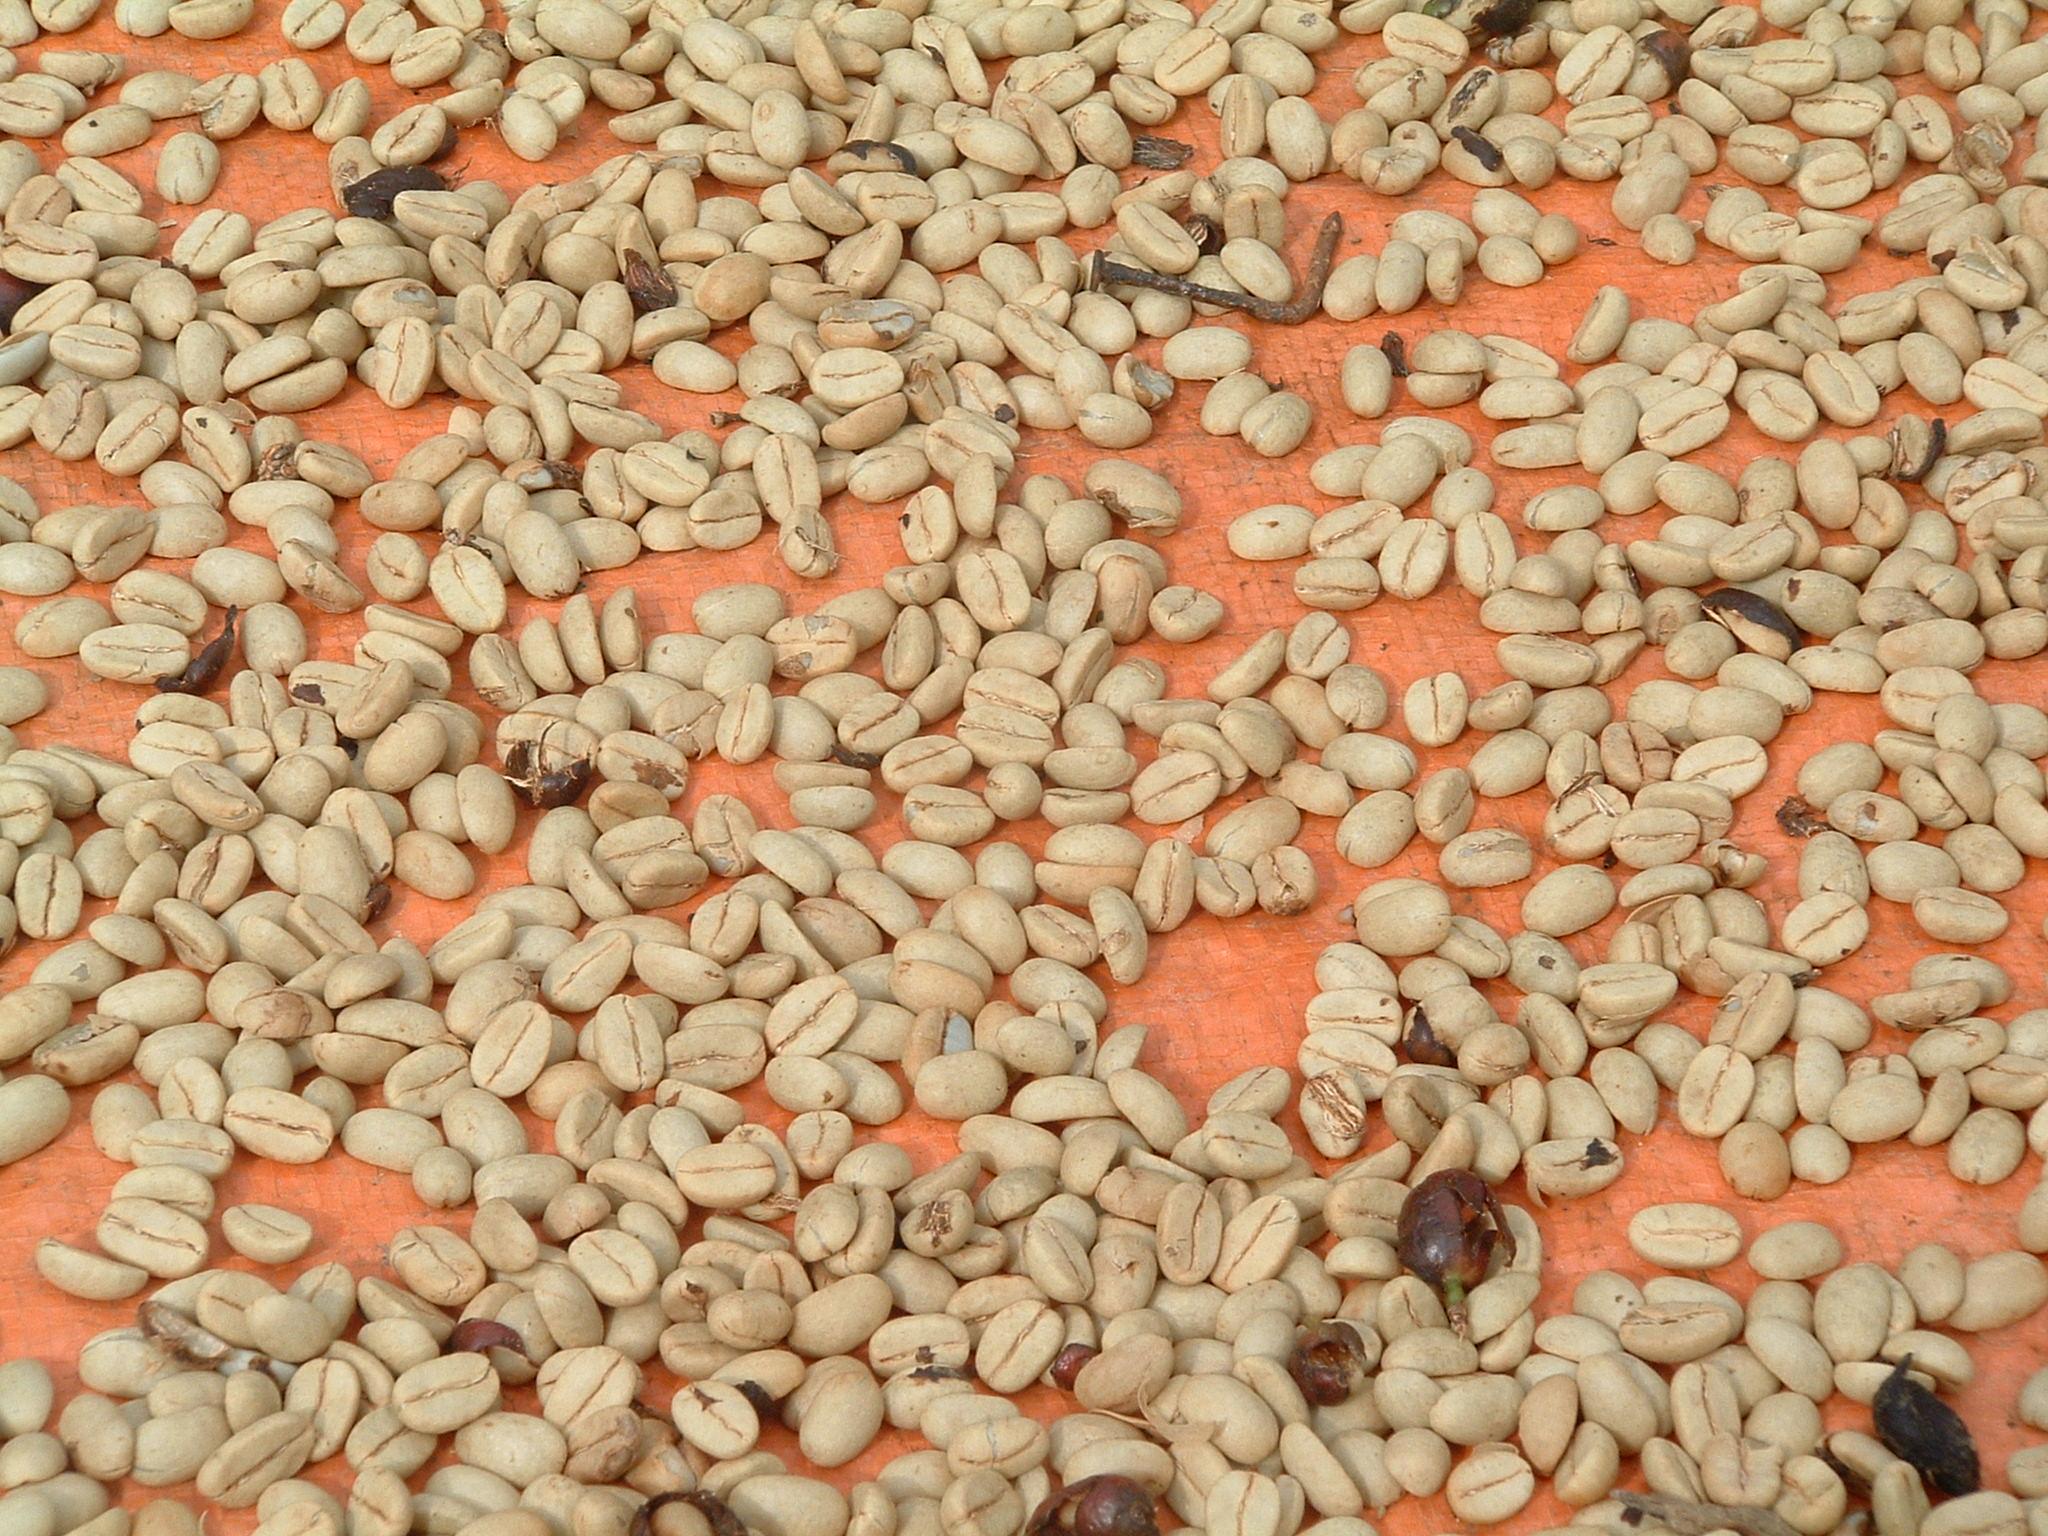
[{"left": 3, "top": 1, "right": 2045, "bottom": 1529}]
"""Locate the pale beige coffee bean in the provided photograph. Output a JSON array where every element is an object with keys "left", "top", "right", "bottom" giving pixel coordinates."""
[
  {"left": 1162, "top": 327, "right": 1255, "bottom": 381},
  {"left": 390, "top": 1354, "right": 500, "bottom": 1434},
  {"left": 0, "top": 667, "right": 47, "bottom": 725},
  {"left": 340, "top": 1108, "right": 444, "bottom": 1172},
  {"left": 1828, "top": 1074, "right": 1923, "bottom": 1143},
  {"left": 0, "top": 1075, "right": 69, "bottom": 1166},
  {"left": 1944, "top": 1252, "right": 2048, "bottom": 1332},
  {"left": 1445, "top": 1443, "right": 1535, "bottom": 1524},
  {"left": 280, "top": 0, "right": 345, "bottom": 43},
  {"left": 725, "top": 1478, "right": 853, "bottom": 1536},
  {"left": 1438, "top": 829, "right": 1532, "bottom": 889},
  {"left": 194, "top": 1411, "right": 314, "bottom": 1508},
  {"left": 218, "top": 1089, "right": 333, "bottom": 1163},
  {"left": 1628, "top": 1203, "right": 1743, "bottom": 1271},
  {"left": 34, "top": 1239, "right": 149, "bottom": 1301},
  {"left": 1352, "top": 879, "right": 1453, "bottom": 955},
  {"left": 79, "top": 624, "right": 191, "bottom": 684},
  {"left": 64, "top": 105, "right": 156, "bottom": 157},
  {"left": 1677, "top": 1044, "right": 1755, "bottom": 1138},
  {"left": 157, "top": 134, "right": 222, "bottom": 204},
  {"left": 0, "top": 1366, "right": 56, "bottom": 1455},
  {"left": 1749, "top": 1221, "right": 1842, "bottom": 1280},
  {"left": 222, "top": 1205, "right": 314, "bottom": 1264},
  {"left": 0, "top": 546, "right": 77, "bottom": 598}
]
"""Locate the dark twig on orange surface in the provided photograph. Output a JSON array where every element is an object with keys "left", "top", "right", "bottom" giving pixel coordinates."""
[
  {"left": 445, "top": 1318, "right": 530, "bottom": 1359},
  {"left": 1087, "top": 211, "right": 1343, "bottom": 325},
  {"left": 1616, "top": 1492, "right": 1801, "bottom": 1536}
]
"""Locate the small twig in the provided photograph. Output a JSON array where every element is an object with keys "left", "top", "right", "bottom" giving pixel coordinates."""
[
  {"left": 445, "top": 1318, "right": 531, "bottom": 1359},
  {"left": 1088, "top": 211, "right": 1344, "bottom": 324},
  {"left": 1451, "top": 126, "right": 1503, "bottom": 172},
  {"left": 1616, "top": 1491, "right": 1802, "bottom": 1536},
  {"left": 837, "top": 139, "right": 918, "bottom": 172}
]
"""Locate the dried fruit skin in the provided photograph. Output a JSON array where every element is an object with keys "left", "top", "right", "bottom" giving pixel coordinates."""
[
  {"left": 1396, "top": 1169, "right": 1518, "bottom": 1329},
  {"left": 1130, "top": 136, "right": 1193, "bottom": 170},
  {"left": 1452, "top": 126, "right": 1504, "bottom": 173},
  {"left": 1890, "top": 417, "right": 1945, "bottom": 481},
  {"left": 1477, "top": 0, "right": 1539, "bottom": 32},
  {"left": 156, "top": 605, "right": 238, "bottom": 696},
  {"left": 623, "top": 249, "right": 678, "bottom": 315},
  {"left": 1049, "top": 1343, "right": 1098, "bottom": 1390},
  {"left": 1426, "top": 0, "right": 1538, "bottom": 34},
  {"left": 0, "top": 275, "right": 44, "bottom": 331},
  {"left": 1027, "top": 1476, "right": 1161, "bottom": 1536},
  {"left": 632, "top": 1492, "right": 746, "bottom": 1536},
  {"left": 838, "top": 139, "right": 918, "bottom": 171},
  {"left": 1776, "top": 796, "right": 1826, "bottom": 837},
  {"left": 503, "top": 739, "right": 593, "bottom": 808},
  {"left": 1402, "top": 1003, "right": 1454, "bottom": 1067},
  {"left": 341, "top": 165, "right": 451, "bottom": 219},
  {"left": 1286, "top": 1320, "right": 1370, "bottom": 1405},
  {"left": 1702, "top": 588, "right": 1802, "bottom": 655},
  {"left": 1639, "top": 28, "right": 1693, "bottom": 82},
  {"left": 1873, "top": 1356, "right": 1979, "bottom": 1497},
  {"left": 444, "top": 1318, "right": 528, "bottom": 1358}
]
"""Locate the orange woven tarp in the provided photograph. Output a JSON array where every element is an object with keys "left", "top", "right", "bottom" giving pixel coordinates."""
[{"left": 4, "top": 3, "right": 2045, "bottom": 1531}]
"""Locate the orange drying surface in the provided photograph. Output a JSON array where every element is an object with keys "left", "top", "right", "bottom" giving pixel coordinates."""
[{"left": 3, "top": 2, "right": 2045, "bottom": 1531}]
